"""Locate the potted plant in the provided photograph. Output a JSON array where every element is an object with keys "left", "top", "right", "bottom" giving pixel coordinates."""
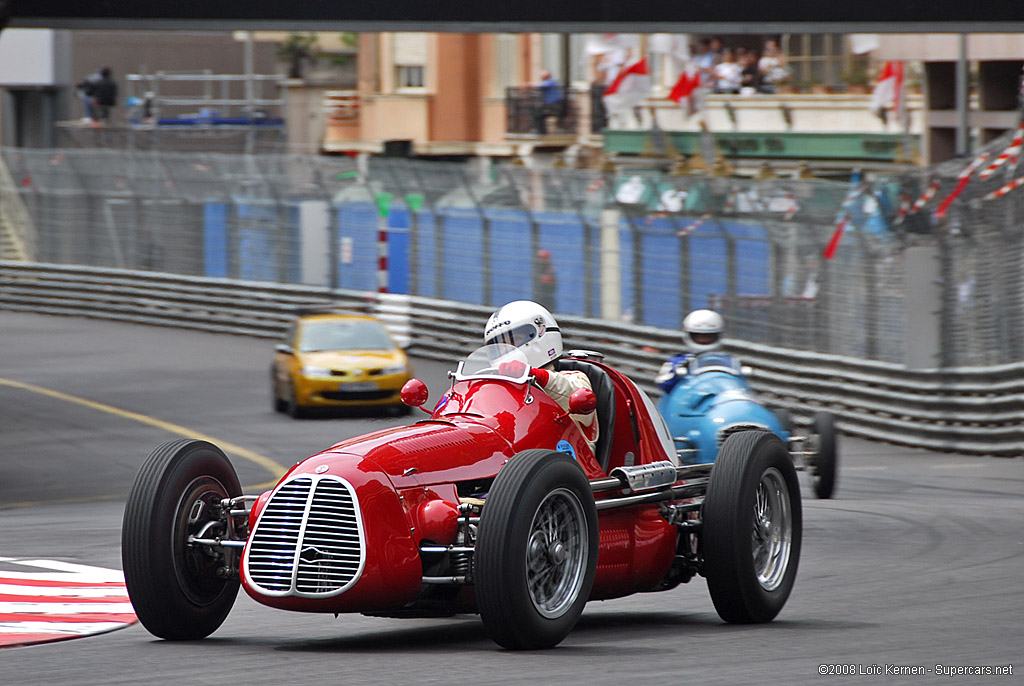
[
  {"left": 842, "top": 65, "right": 870, "bottom": 94},
  {"left": 278, "top": 32, "right": 320, "bottom": 79}
]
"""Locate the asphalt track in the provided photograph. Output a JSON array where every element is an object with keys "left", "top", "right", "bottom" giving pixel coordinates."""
[{"left": 1, "top": 311, "right": 1021, "bottom": 685}]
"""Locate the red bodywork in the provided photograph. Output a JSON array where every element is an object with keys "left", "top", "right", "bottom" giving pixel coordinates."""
[{"left": 241, "top": 359, "right": 680, "bottom": 614}]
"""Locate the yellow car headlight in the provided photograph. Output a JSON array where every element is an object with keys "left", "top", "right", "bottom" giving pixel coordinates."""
[
  {"left": 380, "top": 363, "right": 408, "bottom": 376},
  {"left": 300, "top": 366, "right": 333, "bottom": 378}
]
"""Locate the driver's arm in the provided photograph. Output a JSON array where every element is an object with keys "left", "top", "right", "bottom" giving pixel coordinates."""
[
  {"left": 531, "top": 368, "right": 599, "bottom": 444},
  {"left": 655, "top": 354, "right": 690, "bottom": 392}
]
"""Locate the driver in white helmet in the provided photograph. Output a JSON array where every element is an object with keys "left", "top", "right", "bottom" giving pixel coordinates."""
[
  {"left": 484, "top": 300, "right": 599, "bottom": 451},
  {"left": 655, "top": 308, "right": 725, "bottom": 393}
]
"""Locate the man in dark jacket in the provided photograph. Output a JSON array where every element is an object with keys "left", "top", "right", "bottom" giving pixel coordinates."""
[{"left": 91, "top": 67, "right": 118, "bottom": 123}]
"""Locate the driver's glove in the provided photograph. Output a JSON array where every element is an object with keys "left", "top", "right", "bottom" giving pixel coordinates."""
[{"left": 498, "top": 359, "right": 528, "bottom": 378}]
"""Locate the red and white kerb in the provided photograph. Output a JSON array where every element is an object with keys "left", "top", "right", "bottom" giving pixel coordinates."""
[{"left": 0, "top": 558, "right": 137, "bottom": 648}]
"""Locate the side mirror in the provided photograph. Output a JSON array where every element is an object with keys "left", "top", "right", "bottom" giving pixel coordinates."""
[
  {"left": 568, "top": 387, "right": 597, "bottom": 415},
  {"left": 275, "top": 344, "right": 294, "bottom": 355},
  {"left": 401, "top": 378, "right": 430, "bottom": 408}
]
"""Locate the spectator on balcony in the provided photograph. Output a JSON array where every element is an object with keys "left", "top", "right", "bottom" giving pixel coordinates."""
[
  {"left": 692, "top": 38, "right": 718, "bottom": 84},
  {"left": 758, "top": 40, "right": 790, "bottom": 94},
  {"left": 535, "top": 70, "right": 565, "bottom": 134},
  {"left": 740, "top": 50, "right": 762, "bottom": 93},
  {"left": 712, "top": 49, "right": 743, "bottom": 94},
  {"left": 77, "top": 67, "right": 118, "bottom": 124}
]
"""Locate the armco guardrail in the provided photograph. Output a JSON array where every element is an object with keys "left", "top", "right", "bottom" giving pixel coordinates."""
[{"left": 1, "top": 261, "right": 1021, "bottom": 457}]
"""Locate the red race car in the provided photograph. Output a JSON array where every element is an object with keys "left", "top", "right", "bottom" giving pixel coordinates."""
[{"left": 122, "top": 344, "right": 802, "bottom": 650}]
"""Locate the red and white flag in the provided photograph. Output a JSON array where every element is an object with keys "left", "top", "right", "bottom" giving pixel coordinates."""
[
  {"left": 603, "top": 58, "right": 651, "bottom": 117},
  {"left": 870, "top": 61, "right": 905, "bottom": 125},
  {"left": 668, "top": 67, "right": 702, "bottom": 118}
]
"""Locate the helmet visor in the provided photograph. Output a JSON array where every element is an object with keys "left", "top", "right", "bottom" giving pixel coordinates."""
[
  {"left": 485, "top": 323, "right": 539, "bottom": 348},
  {"left": 690, "top": 332, "right": 720, "bottom": 346}
]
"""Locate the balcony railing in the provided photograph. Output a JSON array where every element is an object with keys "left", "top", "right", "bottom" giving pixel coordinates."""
[{"left": 505, "top": 87, "right": 578, "bottom": 136}]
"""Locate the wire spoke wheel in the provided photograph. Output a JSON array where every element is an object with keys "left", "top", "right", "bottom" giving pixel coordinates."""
[
  {"left": 526, "top": 488, "right": 588, "bottom": 618},
  {"left": 702, "top": 430, "right": 802, "bottom": 624},
  {"left": 475, "top": 450, "right": 598, "bottom": 649},
  {"left": 751, "top": 467, "right": 792, "bottom": 591}
]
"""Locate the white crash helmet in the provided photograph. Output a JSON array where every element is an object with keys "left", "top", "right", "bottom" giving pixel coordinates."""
[
  {"left": 682, "top": 309, "right": 724, "bottom": 353},
  {"left": 483, "top": 300, "right": 563, "bottom": 369}
]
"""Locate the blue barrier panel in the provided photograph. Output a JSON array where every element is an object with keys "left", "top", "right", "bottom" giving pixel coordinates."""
[
  {"left": 537, "top": 212, "right": 587, "bottom": 316},
  {"left": 720, "top": 220, "right": 770, "bottom": 296},
  {"left": 203, "top": 202, "right": 229, "bottom": 278},
  {"left": 485, "top": 209, "right": 533, "bottom": 307},
  {"left": 284, "top": 204, "right": 301, "bottom": 284},
  {"left": 687, "top": 221, "right": 728, "bottom": 311},
  {"left": 440, "top": 208, "right": 485, "bottom": 304},
  {"left": 638, "top": 217, "right": 682, "bottom": 329},
  {"left": 236, "top": 202, "right": 277, "bottom": 282},
  {"left": 387, "top": 206, "right": 411, "bottom": 294},
  {"left": 337, "top": 201, "right": 377, "bottom": 292},
  {"left": 412, "top": 210, "right": 437, "bottom": 298}
]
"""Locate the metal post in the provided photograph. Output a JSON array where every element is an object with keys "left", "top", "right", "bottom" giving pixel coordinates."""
[
  {"left": 244, "top": 31, "right": 255, "bottom": 156},
  {"left": 956, "top": 33, "right": 969, "bottom": 156},
  {"left": 328, "top": 202, "right": 340, "bottom": 291}
]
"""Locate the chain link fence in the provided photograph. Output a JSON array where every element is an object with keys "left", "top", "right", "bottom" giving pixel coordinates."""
[{"left": 4, "top": 137, "right": 1024, "bottom": 369}]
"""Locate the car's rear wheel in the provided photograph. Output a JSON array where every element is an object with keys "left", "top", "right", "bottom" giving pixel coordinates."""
[
  {"left": 702, "top": 430, "right": 802, "bottom": 624},
  {"left": 475, "top": 449, "right": 598, "bottom": 650},
  {"left": 810, "top": 411, "right": 838, "bottom": 499},
  {"left": 121, "top": 439, "right": 242, "bottom": 640}
]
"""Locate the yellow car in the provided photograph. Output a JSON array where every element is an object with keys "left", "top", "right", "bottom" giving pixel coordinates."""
[{"left": 271, "top": 312, "right": 413, "bottom": 418}]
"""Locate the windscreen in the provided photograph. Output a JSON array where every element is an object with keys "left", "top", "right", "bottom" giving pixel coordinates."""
[
  {"left": 691, "top": 352, "right": 742, "bottom": 375},
  {"left": 298, "top": 320, "right": 394, "bottom": 352},
  {"left": 454, "top": 344, "right": 530, "bottom": 382}
]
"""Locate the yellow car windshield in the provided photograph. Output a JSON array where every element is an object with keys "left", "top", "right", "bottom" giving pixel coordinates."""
[{"left": 298, "top": 321, "right": 394, "bottom": 352}]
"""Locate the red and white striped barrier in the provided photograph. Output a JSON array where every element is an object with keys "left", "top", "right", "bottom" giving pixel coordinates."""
[
  {"left": 935, "top": 152, "right": 991, "bottom": 219},
  {"left": 909, "top": 177, "right": 940, "bottom": 215},
  {"left": 893, "top": 194, "right": 913, "bottom": 226},
  {"left": 676, "top": 212, "right": 712, "bottom": 236},
  {"left": 983, "top": 174, "right": 1024, "bottom": 200},
  {"left": 0, "top": 559, "right": 136, "bottom": 648},
  {"left": 978, "top": 121, "right": 1024, "bottom": 180}
]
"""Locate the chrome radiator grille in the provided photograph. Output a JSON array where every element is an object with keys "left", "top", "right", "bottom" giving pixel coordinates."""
[{"left": 245, "top": 475, "right": 365, "bottom": 597}]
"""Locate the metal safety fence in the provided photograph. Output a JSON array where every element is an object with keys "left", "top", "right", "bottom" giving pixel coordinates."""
[
  {"left": 3, "top": 139, "right": 1024, "bottom": 370},
  {"left": 3, "top": 261, "right": 1024, "bottom": 456}
]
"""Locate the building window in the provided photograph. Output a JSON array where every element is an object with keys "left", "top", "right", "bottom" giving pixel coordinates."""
[
  {"left": 494, "top": 33, "right": 521, "bottom": 96},
  {"left": 392, "top": 32, "right": 427, "bottom": 91},
  {"left": 396, "top": 65, "right": 424, "bottom": 88}
]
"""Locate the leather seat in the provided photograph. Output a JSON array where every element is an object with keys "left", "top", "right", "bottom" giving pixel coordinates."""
[{"left": 554, "top": 358, "right": 617, "bottom": 472}]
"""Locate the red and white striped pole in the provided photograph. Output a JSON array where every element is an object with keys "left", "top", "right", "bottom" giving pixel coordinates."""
[
  {"left": 983, "top": 174, "right": 1024, "bottom": 200},
  {"left": 377, "top": 222, "right": 388, "bottom": 294},
  {"left": 978, "top": 120, "right": 1024, "bottom": 180},
  {"left": 374, "top": 192, "right": 393, "bottom": 294},
  {"left": 934, "top": 152, "right": 990, "bottom": 219}
]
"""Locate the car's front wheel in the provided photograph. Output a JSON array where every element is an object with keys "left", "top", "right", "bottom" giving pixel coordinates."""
[
  {"left": 286, "top": 380, "right": 308, "bottom": 419},
  {"left": 475, "top": 449, "right": 598, "bottom": 650},
  {"left": 702, "top": 430, "right": 802, "bottom": 624},
  {"left": 121, "top": 439, "right": 242, "bottom": 640}
]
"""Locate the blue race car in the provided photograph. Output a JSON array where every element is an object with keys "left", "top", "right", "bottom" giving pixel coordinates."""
[{"left": 656, "top": 351, "right": 837, "bottom": 499}]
